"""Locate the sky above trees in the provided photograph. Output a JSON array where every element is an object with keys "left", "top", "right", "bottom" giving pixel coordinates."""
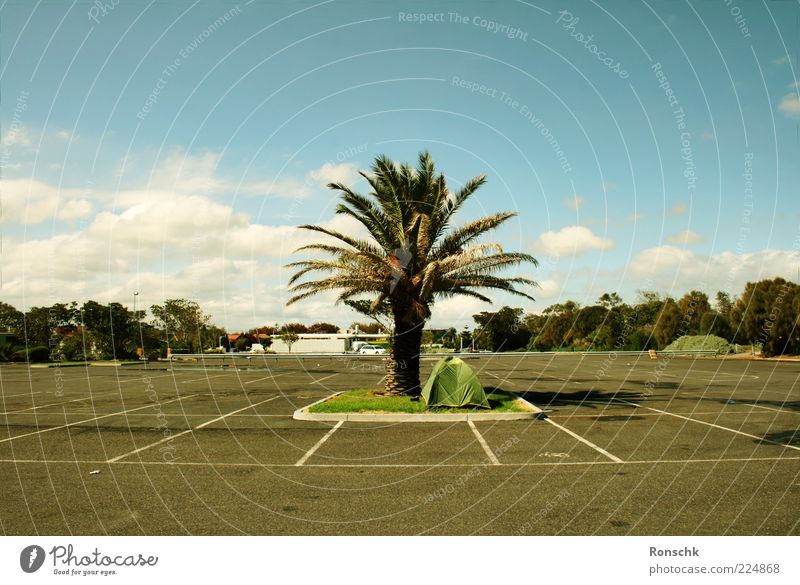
[{"left": 1, "top": 1, "right": 798, "bottom": 329}]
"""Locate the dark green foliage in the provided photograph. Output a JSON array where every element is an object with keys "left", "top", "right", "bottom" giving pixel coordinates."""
[
  {"left": 730, "top": 278, "right": 800, "bottom": 357},
  {"left": 150, "top": 299, "right": 212, "bottom": 353},
  {"left": 472, "top": 307, "right": 530, "bottom": 351},
  {"left": 700, "top": 311, "right": 732, "bottom": 340},
  {"left": 0, "top": 302, "right": 24, "bottom": 335},
  {"left": 60, "top": 329, "right": 95, "bottom": 361},
  {"left": 13, "top": 346, "right": 51, "bottom": 363},
  {"left": 234, "top": 336, "right": 252, "bottom": 351},
  {"left": 0, "top": 342, "right": 16, "bottom": 362}
]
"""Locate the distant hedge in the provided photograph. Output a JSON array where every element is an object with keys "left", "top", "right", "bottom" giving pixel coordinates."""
[{"left": 12, "top": 346, "right": 51, "bottom": 362}]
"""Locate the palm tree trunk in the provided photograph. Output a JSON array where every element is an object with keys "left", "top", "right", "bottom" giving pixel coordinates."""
[{"left": 384, "top": 318, "right": 423, "bottom": 396}]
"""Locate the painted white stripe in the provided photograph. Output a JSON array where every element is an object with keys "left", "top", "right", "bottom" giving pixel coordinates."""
[
  {"left": 468, "top": 420, "right": 500, "bottom": 465},
  {"left": 106, "top": 396, "right": 281, "bottom": 463},
  {"left": 0, "top": 412, "right": 293, "bottom": 418},
  {"left": 244, "top": 372, "right": 291, "bottom": 385},
  {"left": 309, "top": 373, "right": 338, "bottom": 385},
  {"left": 617, "top": 400, "right": 800, "bottom": 452},
  {"left": 181, "top": 373, "right": 231, "bottom": 383},
  {"left": 0, "top": 395, "right": 195, "bottom": 443},
  {"left": 116, "top": 373, "right": 173, "bottom": 384},
  {"left": 294, "top": 421, "right": 343, "bottom": 466},
  {"left": 544, "top": 418, "right": 624, "bottom": 463},
  {"left": 1, "top": 455, "right": 796, "bottom": 468},
  {"left": 0, "top": 396, "right": 88, "bottom": 414},
  {"left": 1, "top": 391, "right": 44, "bottom": 398},
  {"left": 747, "top": 403, "right": 798, "bottom": 415}
]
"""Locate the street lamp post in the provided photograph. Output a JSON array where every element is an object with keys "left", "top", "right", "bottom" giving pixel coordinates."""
[{"left": 133, "top": 292, "right": 140, "bottom": 359}]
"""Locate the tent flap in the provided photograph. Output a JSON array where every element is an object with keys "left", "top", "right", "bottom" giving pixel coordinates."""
[{"left": 421, "top": 357, "right": 489, "bottom": 409}]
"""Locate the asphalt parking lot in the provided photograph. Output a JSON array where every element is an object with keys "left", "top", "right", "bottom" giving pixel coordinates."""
[{"left": 1, "top": 353, "right": 798, "bottom": 535}]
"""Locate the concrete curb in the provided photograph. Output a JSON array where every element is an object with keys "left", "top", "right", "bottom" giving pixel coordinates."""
[{"left": 293, "top": 393, "right": 543, "bottom": 422}]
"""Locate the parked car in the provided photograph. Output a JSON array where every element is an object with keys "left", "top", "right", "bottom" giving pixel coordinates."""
[{"left": 358, "top": 344, "right": 386, "bottom": 355}]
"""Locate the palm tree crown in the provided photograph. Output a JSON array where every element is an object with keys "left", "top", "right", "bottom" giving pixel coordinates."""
[{"left": 287, "top": 152, "right": 537, "bottom": 394}]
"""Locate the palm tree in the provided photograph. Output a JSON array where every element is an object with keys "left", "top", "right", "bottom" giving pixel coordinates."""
[{"left": 287, "top": 152, "right": 537, "bottom": 396}]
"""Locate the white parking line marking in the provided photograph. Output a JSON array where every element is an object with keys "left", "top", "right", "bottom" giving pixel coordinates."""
[
  {"left": 747, "top": 403, "right": 798, "bottom": 415},
  {"left": 117, "top": 374, "right": 173, "bottom": 384},
  {"left": 106, "top": 396, "right": 281, "bottom": 463},
  {"left": 294, "top": 421, "right": 343, "bottom": 466},
  {"left": 617, "top": 400, "right": 800, "bottom": 452},
  {"left": 2, "top": 455, "right": 796, "bottom": 468},
  {"left": 309, "top": 373, "right": 338, "bottom": 385},
  {"left": 181, "top": 374, "right": 231, "bottom": 383},
  {"left": 0, "top": 396, "right": 88, "bottom": 414},
  {"left": 244, "top": 372, "right": 291, "bottom": 385},
  {"left": 544, "top": 418, "right": 624, "bottom": 463},
  {"left": 0, "top": 395, "right": 196, "bottom": 443},
  {"left": 468, "top": 420, "right": 500, "bottom": 465}
]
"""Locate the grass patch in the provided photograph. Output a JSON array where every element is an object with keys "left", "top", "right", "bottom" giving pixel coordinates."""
[{"left": 308, "top": 388, "right": 530, "bottom": 414}]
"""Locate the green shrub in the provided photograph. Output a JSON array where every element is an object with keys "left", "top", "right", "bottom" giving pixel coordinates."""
[
  {"left": 12, "top": 345, "right": 51, "bottom": 362},
  {"left": 60, "top": 334, "right": 95, "bottom": 361},
  {"left": 0, "top": 342, "right": 15, "bottom": 362},
  {"left": 664, "top": 335, "right": 732, "bottom": 354}
]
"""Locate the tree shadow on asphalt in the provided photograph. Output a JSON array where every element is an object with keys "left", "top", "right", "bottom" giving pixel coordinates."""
[
  {"left": 670, "top": 395, "right": 800, "bottom": 412},
  {"left": 757, "top": 429, "right": 800, "bottom": 447},
  {"left": 512, "top": 389, "right": 653, "bottom": 410}
]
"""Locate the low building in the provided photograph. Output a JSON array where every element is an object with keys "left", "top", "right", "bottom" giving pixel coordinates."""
[{"left": 270, "top": 333, "right": 389, "bottom": 354}]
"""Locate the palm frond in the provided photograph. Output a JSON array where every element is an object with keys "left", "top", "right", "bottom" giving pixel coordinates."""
[{"left": 431, "top": 211, "right": 517, "bottom": 260}]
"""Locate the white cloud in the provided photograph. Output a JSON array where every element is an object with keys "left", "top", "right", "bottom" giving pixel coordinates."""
[
  {"left": 628, "top": 246, "right": 800, "bottom": 295},
  {"left": 0, "top": 179, "right": 93, "bottom": 224},
  {"left": 532, "top": 225, "right": 613, "bottom": 257},
  {"left": 666, "top": 229, "right": 704, "bottom": 245},
  {"left": 55, "top": 130, "right": 72, "bottom": 141},
  {"left": 2, "top": 124, "right": 32, "bottom": 147},
  {"left": 149, "top": 147, "right": 226, "bottom": 193},
  {"left": 563, "top": 194, "right": 585, "bottom": 210},
  {"left": 309, "top": 161, "right": 358, "bottom": 186},
  {"left": 625, "top": 213, "right": 645, "bottom": 222},
  {"left": 777, "top": 93, "right": 800, "bottom": 119},
  {"left": 535, "top": 279, "right": 561, "bottom": 299},
  {"left": 771, "top": 55, "right": 793, "bottom": 66},
  {"left": 670, "top": 202, "right": 688, "bottom": 215}
]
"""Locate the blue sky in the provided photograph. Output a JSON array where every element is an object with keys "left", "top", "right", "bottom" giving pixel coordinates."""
[{"left": 1, "top": 0, "right": 799, "bottom": 329}]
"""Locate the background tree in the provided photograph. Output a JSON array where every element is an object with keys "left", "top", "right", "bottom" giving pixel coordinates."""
[
  {"left": 350, "top": 322, "right": 383, "bottom": 334},
  {"left": 457, "top": 327, "right": 473, "bottom": 352},
  {"left": 60, "top": 327, "right": 96, "bottom": 361},
  {"left": 677, "top": 290, "right": 711, "bottom": 335},
  {"left": 281, "top": 331, "right": 300, "bottom": 352},
  {"left": 150, "top": 299, "right": 210, "bottom": 352},
  {"left": 731, "top": 278, "right": 800, "bottom": 356},
  {"left": 344, "top": 298, "right": 393, "bottom": 332},
  {"left": 307, "top": 322, "right": 340, "bottom": 333},
  {"left": 80, "top": 301, "right": 137, "bottom": 359},
  {"left": 699, "top": 310, "right": 732, "bottom": 340},
  {"left": 472, "top": 307, "right": 530, "bottom": 351},
  {"left": 598, "top": 292, "right": 622, "bottom": 309},
  {"left": 287, "top": 152, "right": 537, "bottom": 395},
  {"left": 529, "top": 301, "right": 580, "bottom": 351},
  {"left": 0, "top": 302, "right": 24, "bottom": 336},
  {"left": 653, "top": 299, "right": 682, "bottom": 348},
  {"left": 715, "top": 291, "right": 734, "bottom": 319}
]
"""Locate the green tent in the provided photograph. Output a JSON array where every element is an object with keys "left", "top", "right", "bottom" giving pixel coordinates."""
[{"left": 421, "top": 357, "right": 490, "bottom": 409}]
